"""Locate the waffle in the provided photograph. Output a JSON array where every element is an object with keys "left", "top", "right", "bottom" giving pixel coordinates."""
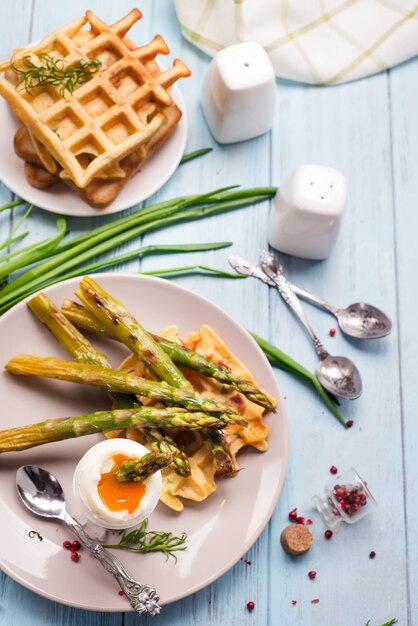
[
  {"left": 0, "top": 9, "right": 190, "bottom": 189},
  {"left": 14, "top": 97, "right": 181, "bottom": 207},
  {"left": 117, "top": 325, "right": 269, "bottom": 512}
]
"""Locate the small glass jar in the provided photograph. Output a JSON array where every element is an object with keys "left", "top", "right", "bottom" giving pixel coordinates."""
[{"left": 312, "top": 467, "right": 376, "bottom": 532}]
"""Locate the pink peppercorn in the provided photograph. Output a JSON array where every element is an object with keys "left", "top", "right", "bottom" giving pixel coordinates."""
[
  {"left": 288, "top": 507, "right": 298, "bottom": 522},
  {"left": 308, "top": 570, "right": 317, "bottom": 580},
  {"left": 247, "top": 601, "right": 255, "bottom": 612},
  {"left": 329, "top": 328, "right": 336, "bottom": 337},
  {"left": 330, "top": 465, "right": 338, "bottom": 475}
]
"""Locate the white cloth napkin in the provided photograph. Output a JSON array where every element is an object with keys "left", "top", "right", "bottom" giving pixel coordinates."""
[{"left": 174, "top": 0, "right": 418, "bottom": 84}]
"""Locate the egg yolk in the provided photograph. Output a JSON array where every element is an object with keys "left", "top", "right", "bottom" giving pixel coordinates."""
[{"left": 98, "top": 454, "right": 146, "bottom": 514}]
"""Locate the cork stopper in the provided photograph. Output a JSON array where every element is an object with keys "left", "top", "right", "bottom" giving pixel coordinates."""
[{"left": 280, "top": 524, "right": 313, "bottom": 556}]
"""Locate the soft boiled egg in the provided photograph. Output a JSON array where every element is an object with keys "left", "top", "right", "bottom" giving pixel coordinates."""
[{"left": 73, "top": 438, "right": 162, "bottom": 529}]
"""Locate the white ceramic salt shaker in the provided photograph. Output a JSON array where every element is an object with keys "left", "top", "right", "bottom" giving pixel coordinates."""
[
  {"left": 201, "top": 42, "right": 276, "bottom": 144},
  {"left": 268, "top": 164, "right": 347, "bottom": 260}
]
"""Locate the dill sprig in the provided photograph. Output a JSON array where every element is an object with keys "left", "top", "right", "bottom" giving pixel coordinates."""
[
  {"left": 11, "top": 53, "right": 101, "bottom": 96},
  {"left": 103, "top": 519, "right": 187, "bottom": 561}
]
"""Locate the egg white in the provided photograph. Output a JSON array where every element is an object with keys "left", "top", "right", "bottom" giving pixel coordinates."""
[{"left": 73, "top": 438, "right": 162, "bottom": 529}]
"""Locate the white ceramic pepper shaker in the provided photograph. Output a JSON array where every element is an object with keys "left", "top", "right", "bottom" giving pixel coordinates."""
[
  {"left": 268, "top": 164, "right": 347, "bottom": 260},
  {"left": 201, "top": 42, "right": 276, "bottom": 144}
]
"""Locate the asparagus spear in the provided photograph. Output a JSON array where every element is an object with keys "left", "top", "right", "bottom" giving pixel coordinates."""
[
  {"left": 115, "top": 452, "right": 172, "bottom": 482},
  {"left": 28, "top": 293, "right": 109, "bottom": 367},
  {"left": 76, "top": 277, "right": 189, "bottom": 389},
  {"left": 201, "top": 430, "right": 237, "bottom": 478},
  {"left": 142, "top": 428, "right": 190, "bottom": 477},
  {"left": 61, "top": 299, "right": 275, "bottom": 411},
  {"left": 0, "top": 407, "right": 234, "bottom": 453},
  {"left": 28, "top": 293, "right": 192, "bottom": 477},
  {"left": 5, "top": 354, "right": 240, "bottom": 416}
]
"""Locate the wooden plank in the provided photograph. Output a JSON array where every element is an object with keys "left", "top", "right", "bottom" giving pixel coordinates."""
[
  {"left": 267, "top": 71, "right": 406, "bottom": 625},
  {"left": 389, "top": 54, "right": 418, "bottom": 625}
]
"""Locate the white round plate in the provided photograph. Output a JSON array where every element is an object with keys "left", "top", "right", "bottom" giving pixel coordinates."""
[
  {"left": 0, "top": 87, "right": 187, "bottom": 217},
  {"left": 0, "top": 273, "right": 288, "bottom": 611}
]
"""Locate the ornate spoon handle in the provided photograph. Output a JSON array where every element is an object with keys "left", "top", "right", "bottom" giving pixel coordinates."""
[
  {"left": 64, "top": 513, "right": 161, "bottom": 616},
  {"left": 260, "top": 251, "right": 328, "bottom": 360},
  {"left": 228, "top": 254, "right": 338, "bottom": 314}
]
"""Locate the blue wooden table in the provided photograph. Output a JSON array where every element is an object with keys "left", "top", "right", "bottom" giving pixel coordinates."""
[{"left": 0, "top": 1, "right": 415, "bottom": 625}]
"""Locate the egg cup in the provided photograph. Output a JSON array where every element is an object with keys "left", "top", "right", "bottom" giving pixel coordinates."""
[{"left": 73, "top": 439, "right": 162, "bottom": 530}]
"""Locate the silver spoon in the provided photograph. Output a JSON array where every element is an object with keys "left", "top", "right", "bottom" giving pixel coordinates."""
[
  {"left": 16, "top": 465, "right": 161, "bottom": 616},
  {"left": 260, "top": 251, "right": 362, "bottom": 400},
  {"left": 228, "top": 254, "right": 392, "bottom": 339}
]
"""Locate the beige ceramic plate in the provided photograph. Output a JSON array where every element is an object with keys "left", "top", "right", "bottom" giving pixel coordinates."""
[
  {"left": 0, "top": 83, "right": 187, "bottom": 217},
  {"left": 0, "top": 273, "right": 287, "bottom": 611}
]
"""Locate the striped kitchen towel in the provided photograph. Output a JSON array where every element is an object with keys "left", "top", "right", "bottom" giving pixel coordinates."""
[{"left": 174, "top": 0, "right": 418, "bottom": 84}]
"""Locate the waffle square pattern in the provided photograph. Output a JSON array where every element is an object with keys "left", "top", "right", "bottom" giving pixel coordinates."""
[{"left": 0, "top": 9, "right": 190, "bottom": 189}]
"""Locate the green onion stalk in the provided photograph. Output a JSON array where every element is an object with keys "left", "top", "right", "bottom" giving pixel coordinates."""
[
  {"left": 0, "top": 187, "right": 276, "bottom": 313},
  {"left": 250, "top": 333, "right": 347, "bottom": 428}
]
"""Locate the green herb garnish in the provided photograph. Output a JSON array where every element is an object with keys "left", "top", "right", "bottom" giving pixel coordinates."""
[
  {"left": 28, "top": 530, "right": 43, "bottom": 541},
  {"left": 103, "top": 519, "right": 187, "bottom": 561},
  {"left": 11, "top": 53, "right": 101, "bottom": 96},
  {"left": 251, "top": 332, "right": 346, "bottom": 428},
  {"left": 0, "top": 187, "right": 276, "bottom": 314},
  {"left": 0, "top": 199, "right": 25, "bottom": 214},
  {"left": 180, "top": 147, "right": 213, "bottom": 164},
  {"left": 366, "top": 619, "right": 397, "bottom": 626},
  {"left": 142, "top": 264, "right": 247, "bottom": 279}
]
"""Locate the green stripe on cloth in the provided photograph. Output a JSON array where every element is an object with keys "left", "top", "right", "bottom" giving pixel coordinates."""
[
  {"left": 265, "top": 0, "right": 358, "bottom": 52},
  {"left": 180, "top": 22, "right": 224, "bottom": 51},
  {"left": 323, "top": 5, "right": 418, "bottom": 83}
]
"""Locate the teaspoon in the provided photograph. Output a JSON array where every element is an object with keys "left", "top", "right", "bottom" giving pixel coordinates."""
[
  {"left": 228, "top": 254, "right": 392, "bottom": 339},
  {"left": 260, "top": 250, "right": 362, "bottom": 400},
  {"left": 16, "top": 465, "right": 161, "bottom": 616}
]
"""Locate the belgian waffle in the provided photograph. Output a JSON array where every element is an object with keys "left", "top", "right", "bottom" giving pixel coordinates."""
[
  {"left": 14, "top": 98, "right": 181, "bottom": 207},
  {"left": 0, "top": 9, "right": 190, "bottom": 189}
]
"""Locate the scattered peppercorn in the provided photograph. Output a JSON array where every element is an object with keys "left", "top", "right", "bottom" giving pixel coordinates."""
[
  {"left": 311, "top": 598, "right": 320, "bottom": 604},
  {"left": 330, "top": 465, "right": 338, "bottom": 475},
  {"left": 329, "top": 328, "right": 336, "bottom": 337},
  {"left": 62, "top": 540, "right": 72, "bottom": 550},
  {"left": 346, "top": 420, "right": 354, "bottom": 428},
  {"left": 369, "top": 551, "right": 376, "bottom": 559},
  {"left": 308, "top": 570, "right": 317, "bottom": 580},
  {"left": 324, "top": 530, "right": 333, "bottom": 539},
  {"left": 70, "top": 551, "right": 80, "bottom": 562},
  {"left": 291, "top": 601, "right": 297, "bottom": 606},
  {"left": 244, "top": 559, "right": 252, "bottom": 565},
  {"left": 296, "top": 516, "right": 305, "bottom": 525},
  {"left": 306, "top": 519, "right": 313, "bottom": 525},
  {"left": 333, "top": 483, "right": 368, "bottom": 517},
  {"left": 288, "top": 507, "right": 298, "bottom": 522},
  {"left": 71, "top": 540, "right": 81, "bottom": 551},
  {"left": 118, "top": 590, "right": 125, "bottom": 596},
  {"left": 246, "top": 601, "right": 255, "bottom": 612}
]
